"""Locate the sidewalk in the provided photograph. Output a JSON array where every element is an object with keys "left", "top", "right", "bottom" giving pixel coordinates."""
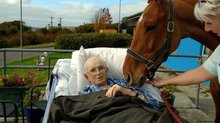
[{"left": 174, "top": 85, "right": 215, "bottom": 123}]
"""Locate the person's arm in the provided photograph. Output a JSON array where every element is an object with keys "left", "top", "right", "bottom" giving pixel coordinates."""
[{"left": 150, "top": 65, "right": 216, "bottom": 87}]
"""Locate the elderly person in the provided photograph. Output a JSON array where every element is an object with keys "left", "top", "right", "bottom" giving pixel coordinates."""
[{"left": 80, "top": 56, "right": 162, "bottom": 110}]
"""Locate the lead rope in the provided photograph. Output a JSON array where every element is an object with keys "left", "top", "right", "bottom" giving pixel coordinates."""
[{"left": 161, "top": 91, "right": 183, "bottom": 123}]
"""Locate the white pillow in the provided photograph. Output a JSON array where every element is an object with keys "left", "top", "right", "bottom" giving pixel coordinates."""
[
  {"left": 68, "top": 69, "right": 78, "bottom": 95},
  {"left": 70, "top": 50, "right": 79, "bottom": 70},
  {"left": 69, "top": 46, "right": 127, "bottom": 93},
  {"left": 68, "top": 50, "right": 79, "bottom": 95},
  {"left": 76, "top": 46, "right": 89, "bottom": 91},
  {"left": 46, "top": 59, "right": 72, "bottom": 98}
]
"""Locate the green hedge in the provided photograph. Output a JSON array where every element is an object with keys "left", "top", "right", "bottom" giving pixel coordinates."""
[{"left": 54, "top": 33, "right": 132, "bottom": 49}]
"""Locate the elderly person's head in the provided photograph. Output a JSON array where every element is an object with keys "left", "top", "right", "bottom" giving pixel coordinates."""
[
  {"left": 194, "top": 0, "right": 220, "bottom": 36},
  {"left": 84, "top": 57, "right": 108, "bottom": 87}
]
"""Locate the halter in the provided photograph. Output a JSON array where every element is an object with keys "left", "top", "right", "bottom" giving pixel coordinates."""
[{"left": 127, "top": 0, "right": 174, "bottom": 80}]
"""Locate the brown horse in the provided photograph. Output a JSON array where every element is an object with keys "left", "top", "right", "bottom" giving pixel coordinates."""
[{"left": 123, "top": 0, "right": 220, "bottom": 122}]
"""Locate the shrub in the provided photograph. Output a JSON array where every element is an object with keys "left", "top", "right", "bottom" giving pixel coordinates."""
[
  {"left": 0, "top": 36, "right": 7, "bottom": 48},
  {"left": 7, "top": 33, "right": 20, "bottom": 47},
  {"left": 55, "top": 33, "right": 132, "bottom": 49},
  {"left": 23, "top": 31, "right": 39, "bottom": 45}
]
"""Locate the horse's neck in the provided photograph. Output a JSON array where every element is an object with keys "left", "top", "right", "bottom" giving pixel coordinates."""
[
  {"left": 175, "top": 0, "right": 220, "bottom": 51},
  {"left": 189, "top": 28, "right": 220, "bottom": 51}
]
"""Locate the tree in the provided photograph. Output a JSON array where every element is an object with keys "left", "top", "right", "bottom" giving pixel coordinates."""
[
  {"left": 91, "top": 8, "right": 113, "bottom": 32},
  {"left": 0, "top": 20, "right": 31, "bottom": 35}
]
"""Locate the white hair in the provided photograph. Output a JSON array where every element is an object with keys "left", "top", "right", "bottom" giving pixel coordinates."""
[
  {"left": 194, "top": 0, "right": 220, "bottom": 22},
  {"left": 84, "top": 56, "right": 107, "bottom": 73}
]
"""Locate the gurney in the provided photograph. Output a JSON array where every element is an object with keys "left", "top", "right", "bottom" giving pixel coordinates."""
[{"left": 42, "top": 47, "right": 188, "bottom": 123}]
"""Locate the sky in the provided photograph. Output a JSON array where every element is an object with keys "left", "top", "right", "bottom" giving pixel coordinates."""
[{"left": 0, "top": 0, "right": 147, "bottom": 28}]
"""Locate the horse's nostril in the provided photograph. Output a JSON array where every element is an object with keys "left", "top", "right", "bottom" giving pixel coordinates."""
[
  {"left": 127, "top": 75, "right": 130, "bottom": 83},
  {"left": 127, "top": 72, "right": 132, "bottom": 85}
]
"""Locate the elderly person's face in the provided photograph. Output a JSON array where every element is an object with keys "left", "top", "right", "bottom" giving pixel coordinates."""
[
  {"left": 84, "top": 57, "right": 108, "bottom": 87},
  {"left": 204, "top": 15, "right": 220, "bottom": 36}
]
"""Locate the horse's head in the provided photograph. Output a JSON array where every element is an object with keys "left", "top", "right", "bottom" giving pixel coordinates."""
[{"left": 123, "top": 0, "right": 183, "bottom": 85}]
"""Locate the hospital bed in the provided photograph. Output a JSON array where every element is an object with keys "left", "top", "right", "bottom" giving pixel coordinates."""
[{"left": 42, "top": 46, "right": 187, "bottom": 123}]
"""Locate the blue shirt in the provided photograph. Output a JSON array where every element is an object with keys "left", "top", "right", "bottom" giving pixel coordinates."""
[{"left": 80, "top": 78, "right": 162, "bottom": 110}]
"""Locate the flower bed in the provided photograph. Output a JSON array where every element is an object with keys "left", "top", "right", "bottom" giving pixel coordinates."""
[
  {"left": 0, "top": 72, "right": 42, "bottom": 108},
  {"left": 0, "top": 72, "right": 40, "bottom": 87}
]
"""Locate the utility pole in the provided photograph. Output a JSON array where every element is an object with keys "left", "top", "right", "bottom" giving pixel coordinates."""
[
  {"left": 50, "top": 17, "right": 54, "bottom": 27},
  {"left": 118, "top": 0, "right": 121, "bottom": 33},
  {"left": 20, "top": 0, "right": 23, "bottom": 61},
  {"left": 58, "top": 17, "right": 62, "bottom": 27}
]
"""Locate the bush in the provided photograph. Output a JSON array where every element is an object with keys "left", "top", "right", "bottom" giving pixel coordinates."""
[
  {"left": 54, "top": 33, "right": 132, "bottom": 49},
  {"left": 7, "top": 33, "right": 20, "bottom": 47},
  {"left": 0, "top": 36, "right": 7, "bottom": 48},
  {"left": 23, "top": 32, "right": 39, "bottom": 45}
]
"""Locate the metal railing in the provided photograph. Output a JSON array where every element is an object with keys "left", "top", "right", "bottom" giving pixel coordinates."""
[
  {"left": 158, "top": 54, "right": 206, "bottom": 108},
  {"left": 0, "top": 48, "right": 75, "bottom": 76},
  {"left": 0, "top": 48, "right": 207, "bottom": 108}
]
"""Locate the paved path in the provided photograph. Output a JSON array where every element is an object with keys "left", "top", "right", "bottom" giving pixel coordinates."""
[
  {"left": 174, "top": 85, "right": 215, "bottom": 123},
  {"left": 156, "top": 70, "right": 215, "bottom": 123},
  {"left": 0, "top": 51, "right": 42, "bottom": 65}
]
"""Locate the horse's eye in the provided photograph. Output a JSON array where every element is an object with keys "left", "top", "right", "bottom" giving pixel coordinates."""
[{"left": 146, "top": 25, "right": 156, "bottom": 32}]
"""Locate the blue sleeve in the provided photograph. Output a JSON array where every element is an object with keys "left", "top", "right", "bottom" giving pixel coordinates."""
[
  {"left": 108, "top": 78, "right": 162, "bottom": 110},
  {"left": 80, "top": 85, "right": 105, "bottom": 95}
]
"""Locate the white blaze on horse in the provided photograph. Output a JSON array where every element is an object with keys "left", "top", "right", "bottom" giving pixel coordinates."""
[{"left": 122, "top": 0, "right": 220, "bottom": 122}]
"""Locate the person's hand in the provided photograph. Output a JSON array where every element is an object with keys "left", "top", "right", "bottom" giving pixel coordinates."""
[
  {"left": 147, "top": 79, "right": 164, "bottom": 88},
  {"left": 105, "top": 84, "right": 134, "bottom": 97}
]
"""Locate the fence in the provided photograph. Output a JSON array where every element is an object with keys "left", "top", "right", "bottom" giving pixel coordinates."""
[
  {"left": 158, "top": 54, "right": 205, "bottom": 108},
  {"left": 0, "top": 48, "right": 207, "bottom": 108},
  {"left": 0, "top": 48, "right": 74, "bottom": 76}
]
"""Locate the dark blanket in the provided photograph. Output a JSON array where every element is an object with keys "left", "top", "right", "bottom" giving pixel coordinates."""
[{"left": 49, "top": 91, "right": 184, "bottom": 123}]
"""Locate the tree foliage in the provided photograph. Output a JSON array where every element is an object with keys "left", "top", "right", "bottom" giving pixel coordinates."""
[
  {"left": 74, "top": 24, "right": 95, "bottom": 33},
  {"left": 0, "top": 20, "right": 31, "bottom": 35},
  {"left": 0, "top": 20, "right": 73, "bottom": 48},
  {"left": 91, "top": 8, "right": 113, "bottom": 32}
]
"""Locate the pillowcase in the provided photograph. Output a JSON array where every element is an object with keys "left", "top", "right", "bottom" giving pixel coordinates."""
[
  {"left": 46, "top": 59, "right": 73, "bottom": 98},
  {"left": 68, "top": 49, "right": 79, "bottom": 95},
  {"left": 76, "top": 46, "right": 89, "bottom": 91},
  {"left": 69, "top": 46, "right": 127, "bottom": 94}
]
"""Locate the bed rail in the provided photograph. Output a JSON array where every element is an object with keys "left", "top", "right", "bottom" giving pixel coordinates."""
[{"left": 42, "top": 74, "right": 58, "bottom": 123}]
